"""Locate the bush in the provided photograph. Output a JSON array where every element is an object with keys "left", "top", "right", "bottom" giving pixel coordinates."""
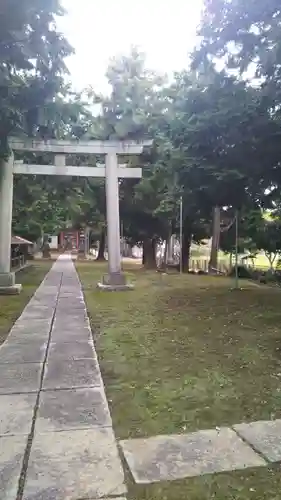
[
  {"left": 229, "top": 265, "right": 252, "bottom": 279},
  {"left": 273, "top": 270, "right": 281, "bottom": 283},
  {"left": 264, "top": 269, "right": 281, "bottom": 285}
]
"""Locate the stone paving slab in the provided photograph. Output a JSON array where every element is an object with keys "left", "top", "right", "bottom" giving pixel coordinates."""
[
  {"left": 0, "top": 255, "right": 126, "bottom": 499},
  {"left": 20, "top": 306, "right": 55, "bottom": 317},
  {"left": 121, "top": 428, "right": 266, "bottom": 484},
  {"left": 48, "top": 341, "right": 96, "bottom": 361},
  {"left": 56, "top": 298, "right": 85, "bottom": 305},
  {"left": 234, "top": 419, "right": 281, "bottom": 462},
  {"left": 54, "top": 307, "right": 88, "bottom": 316},
  {"left": 54, "top": 314, "right": 89, "bottom": 325},
  {"left": 50, "top": 325, "right": 92, "bottom": 343},
  {"left": 36, "top": 387, "right": 111, "bottom": 432},
  {"left": 0, "top": 434, "right": 28, "bottom": 500},
  {"left": 53, "top": 312, "right": 88, "bottom": 322},
  {"left": 0, "top": 363, "right": 43, "bottom": 394},
  {"left": 42, "top": 358, "right": 102, "bottom": 390},
  {"left": 22, "top": 428, "right": 126, "bottom": 500},
  {"left": 7, "top": 332, "right": 49, "bottom": 345},
  {"left": 56, "top": 299, "right": 85, "bottom": 308},
  {"left": 0, "top": 393, "right": 36, "bottom": 435},
  {"left": 7, "top": 320, "right": 51, "bottom": 344},
  {"left": 18, "top": 307, "right": 54, "bottom": 319},
  {"left": 10, "top": 317, "right": 52, "bottom": 330},
  {"left": 0, "top": 341, "right": 47, "bottom": 364},
  {"left": 58, "top": 292, "right": 81, "bottom": 295}
]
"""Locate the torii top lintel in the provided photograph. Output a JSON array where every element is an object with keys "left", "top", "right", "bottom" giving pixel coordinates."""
[{"left": 9, "top": 138, "right": 153, "bottom": 155}]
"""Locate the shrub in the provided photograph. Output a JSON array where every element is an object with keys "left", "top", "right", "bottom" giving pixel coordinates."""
[{"left": 229, "top": 265, "right": 252, "bottom": 279}]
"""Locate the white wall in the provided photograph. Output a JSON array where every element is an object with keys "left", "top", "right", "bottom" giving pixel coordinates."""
[{"left": 49, "top": 236, "right": 58, "bottom": 249}]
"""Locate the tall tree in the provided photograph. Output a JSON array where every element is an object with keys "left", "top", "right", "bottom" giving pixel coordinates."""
[
  {"left": 195, "top": 0, "right": 281, "bottom": 94},
  {"left": 0, "top": 0, "right": 72, "bottom": 152},
  {"left": 92, "top": 49, "right": 171, "bottom": 268}
]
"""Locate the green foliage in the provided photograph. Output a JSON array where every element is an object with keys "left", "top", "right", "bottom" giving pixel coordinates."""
[
  {"left": 0, "top": 0, "right": 72, "bottom": 152},
  {"left": 229, "top": 265, "right": 252, "bottom": 279},
  {"left": 195, "top": 0, "right": 281, "bottom": 92},
  {"left": 12, "top": 175, "right": 86, "bottom": 240},
  {"left": 91, "top": 49, "right": 174, "bottom": 255},
  {"left": 193, "top": 0, "right": 281, "bottom": 192},
  {"left": 219, "top": 209, "right": 262, "bottom": 254},
  {"left": 252, "top": 219, "right": 281, "bottom": 266},
  {"left": 8, "top": 4, "right": 281, "bottom": 271}
]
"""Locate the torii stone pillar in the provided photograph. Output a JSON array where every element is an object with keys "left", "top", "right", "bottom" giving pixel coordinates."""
[
  {"left": 0, "top": 138, "right": 151, "bottom": 293},
  {"left": 0, "top": 155, "right": 22, "bottom": 294},
  {"left": 102, "top": 152, "right": 126, "bottom": 288}
]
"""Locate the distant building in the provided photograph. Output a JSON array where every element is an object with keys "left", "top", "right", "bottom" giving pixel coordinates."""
[{"left": 11, "top": 236, "right": 33, "bottom": 269}]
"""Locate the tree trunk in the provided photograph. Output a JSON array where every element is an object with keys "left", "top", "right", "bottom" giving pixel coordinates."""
[
  {"left": 182, "top": 230, "right": 192, "bottom": 272},
  {"left": 229, "top": 252, "right": 233, "bottom": 271},
  {"left": 143, "top": 238, "right": 157, "bottom": 269},
  {"left": 167, "top": 231, "right": 174, "bottom": 263},
  {"left": 164, "top": 239, "right": 168, "bottom": 265},
  {"left": 122, "top": 242, "right": 133, "bottom": 258},
  {"left": 96, "top": 229, "right": 106, "bottom": 261},
  {"left": 209, "top": 206, "right": 221, "bottom": 273},
  {"left": 127, "top": 245, "right": 133, "bottom": 258}
]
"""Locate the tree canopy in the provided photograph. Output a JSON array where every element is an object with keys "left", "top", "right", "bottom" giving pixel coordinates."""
[
  {"left": 0, "top": 0, "right": 72, "bottom": 151},
  {"left": 3, "top": 0, "right": 281, "bottom": 270}
]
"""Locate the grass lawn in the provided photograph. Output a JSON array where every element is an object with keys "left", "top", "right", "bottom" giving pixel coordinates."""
[
  {"left": 77, "top": 261, "right": 281, "bottom": 500},
  {"left": 0, "top": 262, "right": 52, "bottom": 346}
]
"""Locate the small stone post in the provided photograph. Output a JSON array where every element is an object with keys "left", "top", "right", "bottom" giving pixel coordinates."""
[{"left": 0, "top": 154, "right": 21, "bottom": 294}]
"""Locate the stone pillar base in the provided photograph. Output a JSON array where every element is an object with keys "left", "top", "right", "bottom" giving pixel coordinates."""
[
  {"left": 97, "top": 272, "right": 134, "bottom": 291},
  {"left": 0, "top": 272, "right": 22, "bottom": 295}
]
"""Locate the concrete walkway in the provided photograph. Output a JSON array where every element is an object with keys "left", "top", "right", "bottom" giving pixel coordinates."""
[{"left": 0, "top": 255, "right": 126, "bottom": 500}]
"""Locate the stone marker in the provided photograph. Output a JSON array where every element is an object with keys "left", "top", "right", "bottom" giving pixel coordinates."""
[
  {"left": 120, "top": 427, "right": 266, "bottom": 483},
  {"left": 22, "top": 428, "right": 126, "bottom": 500},
  {"left": 36, "top": 387, "right": 111, "bottom": 433},
  {"left": 0, "top": 435, "right": 28, "bottom": 500},
  {"left": 0, "top": 394, "right": 36, "bottom": 436},
  {"left": 234, "top": 419, "right": 281, "bottom": 462}
]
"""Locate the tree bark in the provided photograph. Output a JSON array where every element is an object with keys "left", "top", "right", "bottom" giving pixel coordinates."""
[
  {"left": 229, "top": 252, "right": 233, "bottom": 270},
  {"left": 167, "top": 230, "right": 175, "bottom": 263},
  {"left": 182, "top": 230, "right": 192, "bottom": 272},
  {"left": 96, "top": 229, "right": 106, "bottom": 261},
  {"left": 122, "top": 242, "right": 133, "bottom": 258},
  {"left": 164, "top": 239, "right": 168, "bottom": 266},
  {"left": 143, "top": 237, "right": 157, "bottom": 269},
  {"left": 209, "top": 206, "right": 221, "bottom": 273},
  {"left": 127, "top": 245, "right": 133, "bottom": 258}
]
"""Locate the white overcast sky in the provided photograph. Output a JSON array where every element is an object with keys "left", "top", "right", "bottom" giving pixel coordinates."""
[{"left": 58, "top": 0, "right": 203, "bottom": 93}]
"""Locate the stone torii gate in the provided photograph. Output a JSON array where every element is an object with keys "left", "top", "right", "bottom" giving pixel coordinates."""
[{"left": 0, "top": 138, "right": 151, "bottom": 294}]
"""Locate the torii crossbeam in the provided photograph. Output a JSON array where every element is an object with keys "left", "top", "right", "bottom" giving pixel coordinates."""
[{"left": 0, "top": 138, "right": 152, "bottom": 294}]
